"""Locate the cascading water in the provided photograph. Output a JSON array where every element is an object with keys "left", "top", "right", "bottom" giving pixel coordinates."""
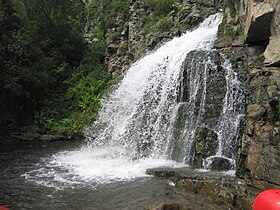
[{"left": 23, "top": 13, "right": 243, "bottom": 188}]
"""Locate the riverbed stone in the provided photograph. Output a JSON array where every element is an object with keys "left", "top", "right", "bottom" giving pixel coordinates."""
[
  {"left": 146, "top": 203, "right": 192, "bottom": 210},
  {"left": 39, "top": 134, "right": 71, "bottom": 142},
  {"left": 11, "top": 131, "right": 40, "bottom": 141},
  {"left": 194, "top": 127, "right": 218, "bottom": 168},
  {"left": 204, "top": 156, "right": 234, "bottom": 171}
]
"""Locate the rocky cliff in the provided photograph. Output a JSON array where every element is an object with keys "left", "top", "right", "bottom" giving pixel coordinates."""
[
  {"left": 218, "top": 0, "right": 280, "bottom": 191},
  {"left": 88, "top": 0, "right": 280, "bottom": 192},
  {"left": 85, "top": 0, "right": 221, "bottom": 77}
]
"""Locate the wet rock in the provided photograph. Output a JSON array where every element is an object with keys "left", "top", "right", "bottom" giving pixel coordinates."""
[
  {"left": 181, "top": 50, "right": 226, "bottom": 128},
  {"left": 176, "top": 176, "right": 235, "bottom": 207},
  {"left": 146, "top": 168, "right": 176, "bottom": 179},
  {"left": 146, "top": 203, "right": 192, "bottom": 210},
  {"left": 194, "top": 127, "right": 218, "bottom": 168},
  {"left": 247, "top": 104, "right": 266, "bottom": 120},
  {"left": 39, "top": 134, "right": 71, "bottom": 142},
  {"left": 10, "top": 126, "right": 40, "bottom": 141},
  {"left": 264, "top": 35, "right": 280, "bottom": 66},
  {"left": 11, "top": 131, "right": 40, "bottom": 141},
  {"left": 146, "top": 167, "right": 257, "bottom": 209},
  {"left": 245, "top": 1, "right": 275, "bottom": 44},
  {"left": 204, "top": 156, "right": 234, "bottom": 171}
]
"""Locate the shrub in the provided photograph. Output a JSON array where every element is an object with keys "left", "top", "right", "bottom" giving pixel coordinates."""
[{"left": 143, "top": 0, "right": 176, "bottom": 16}]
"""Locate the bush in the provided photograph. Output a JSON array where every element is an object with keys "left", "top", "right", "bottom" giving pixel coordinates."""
[
  {"left": 36, "top": 64, "right": 111, "bottom": 135},
  {"left": 156, "top": 16, "right": 173, "bottom": 31},
  {"left": 143, "top": 0, "right": 176, "bottom": 16}
]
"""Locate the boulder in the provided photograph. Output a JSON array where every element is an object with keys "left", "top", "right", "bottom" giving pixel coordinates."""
[
  {"left": 39, "top": 134, "right": 71, "bottom": 142},
  {"left": 264, "top": 35, "right": 280, "bottom": 66},
  {"left": 11, "top": 132, "right": 40, "bottom": 141},
  {"left": 146, "top": 203, "right": 192, "bottom": 210},
  {"left": 204, "top": 156, "right": 234, "bottom": 171},
  {"left": 194, "top": 127, "right": 218, "bottom": 168},
  {"left": 267, "top": 85, "right": 279, "bottom": 98},
  {"left": 247, "top": 104, "right": 266, "bottom": 120},
  {"left": 245, "top": 0, "right": 275, "bottom": 44}
]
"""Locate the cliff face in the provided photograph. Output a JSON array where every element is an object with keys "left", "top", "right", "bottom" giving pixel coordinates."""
[
  {"left": 94, "top": 0, "right": 280, "bottom": 190},
  {"left": 97, "top": 0, "right": 221, "bottom": 77},
  {"left": 242, "top": 0, "right": 280, "bottom": 190},
  {"left": 220, "top": 0, "right": 280, "bottom": 190}
]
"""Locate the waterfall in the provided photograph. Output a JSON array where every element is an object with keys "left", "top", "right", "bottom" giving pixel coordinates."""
[
  {"left": 86, "top": 12, "right": 242, "bottom": 164},
  {"left": 87, "top": 13, "right": 222, "bottom": 155},
  {"left": 23, "top": 13, "right": 243, "bottom": 188}
]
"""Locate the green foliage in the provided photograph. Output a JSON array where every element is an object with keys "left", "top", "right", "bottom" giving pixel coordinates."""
[
  {"left": 36, "top": 64, "right": 111, "bottom": 135},
  {"left": 175, "top": 21, "right": 185, "bottom": 30},
  {"left": 0, "top": 0, "right": 111, "bottom": 134},
  {"left": 155, "top": 16, "right": 173, "bottom": 32},
  {"left": 87, "top": 0, "right": 130, "bottom": 31},
  {"left": 143, "top": 0, "right": 176, "bottom": 16},
  {"left": 224, "top": 24, "right": 234, "bottom": 35},
  {"left": 140, "top": 0, "right": 180, "bottom": 35},
  {"left": 189, "top": 0, "right": 207, "bottom": 5}
]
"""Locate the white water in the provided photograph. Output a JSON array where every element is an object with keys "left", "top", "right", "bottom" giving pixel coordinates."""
[
  {"left": 23, "top": 13, "right": 241, "bottom": 188},
  {"left": 86, "top": 13, "right": 224, "bottom": 157}
]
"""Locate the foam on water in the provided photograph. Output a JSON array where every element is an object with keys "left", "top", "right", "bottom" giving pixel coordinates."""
[{"left": 22, "top": 147, "right": 184, "bottom": 189}]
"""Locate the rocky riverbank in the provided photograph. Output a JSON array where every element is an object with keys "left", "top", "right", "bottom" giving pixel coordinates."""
[{"left": 146, "top": 167, "right": 259, "bottom": 210}]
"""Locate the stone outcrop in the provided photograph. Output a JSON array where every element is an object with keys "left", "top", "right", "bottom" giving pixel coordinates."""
[
  {"left": 99, "top": 0, "right": 220, "bottom": 77},
  {"left": 204, "top": 156, "right": 234, "bottom": 171},
  {"left": 264, "top": 35, "right": 280, "bottom": 66},
  {"left": 146, "top": 167, "right": 259, "bottom": 210},
  {"left": 9, "top": 126, "right": 74, "bottom": 142},
  {"left": 170, "top": 50, "right": 234, "bottom": 165},
  {"left": 194, "top": 128, "right": 218, "bottom": 168},
  {"left": 245, "top": 0, "right": 275, "bottom": 44},
  {"left": 220, "top": 0, "right": 280, "bottom": 191}
]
